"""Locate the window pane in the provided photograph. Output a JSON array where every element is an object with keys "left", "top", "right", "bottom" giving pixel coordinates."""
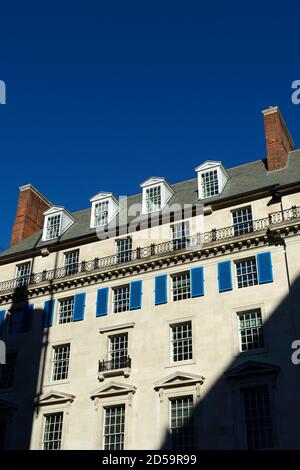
[
  {"left": 58, "top": 298, "right": 74, "bottom": 324},
  {"left": 94, "top": 201, "right": 109, "bottom": 227},
  {"left": 241, "top": 385, "right": 273, "bottom": 450},
  {"left": 201, "top": 170, "right": 219, "bottom": 198},
  {"left": 171, "top": 322, "right": 192, "bottom": 362},
  {"left": 113, "top": 286, "right": 130, "bottom": 313},
  {"left": 64, "top": 250, "right": 79, "bottom": 275},
  {"left": 239, "top": 310, "right": 264, "bottom": 351},
  {"left": 145, "top": 186, "right": 162, "bottom": 213},
  {"left": 46, "top": 215, "right": 61, "bottom": 240},
  {"left": 232, "top": 207, "right": 253, "bottom": 236},
  {"left": 170, "top": 396, "right": 193, "bottom": 450},
  {"left": 172, "top": 272, "right": 191, "bottom": 301},
  {"left": 109, "top": 334, "right": 128, "bottom": 369},
  {"left": 172, "top": 222, "right": 190, "bottom": 250},
  {"left": 52, "top": 344, "right": 70, "bottom": 381},
  {"left": 43, "top": 413, "right": 64, "bottom": 450},
  {"left": 16, "top": 263, "right": 31, "bottom": 287},
  {"left": 103, "top": 406, "right": 125, "bottom": 450},
  {"left": 116, "top": 239, "right": 132, "bottom": 264},
  {"left": 236, "top": 258, "right": 258, "bottom": 288}
]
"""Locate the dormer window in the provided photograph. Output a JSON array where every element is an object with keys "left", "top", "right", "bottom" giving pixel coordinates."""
[
  {"left": 42, "top": 207, "right": 75, "bottom": 241},
  {"left": 201, "top": 170, "right": 219, "bottom": 198},
  {"left": 94, "top": 200, "right": 109, "bottom": 227},
  {"left": 46, "top": 214, "right": 61, "bottom": 240},
  {"left": 90, "top": 193, "right": 119, "bottom": 229},
  {"left": 140, "top": 177, "right": 174, "bottom": 215},
  {"left": 195, "top": 161, "right": 229, "bottom": 200},
  {"left": 145, "top": 185, "right": 162, "bottom": 213}
]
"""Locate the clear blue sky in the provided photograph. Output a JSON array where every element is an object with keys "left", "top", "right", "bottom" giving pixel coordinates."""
[{"left": 0, "top": 1, "right": 299, "bottom": 250}]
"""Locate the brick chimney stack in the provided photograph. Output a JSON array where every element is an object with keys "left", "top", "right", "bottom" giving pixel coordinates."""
[
  {"left": 10, "top": 184, "right": 52, "bottom": 247},
  {"left": 262, "top": 106, "right": 295, "bottom": 171}
]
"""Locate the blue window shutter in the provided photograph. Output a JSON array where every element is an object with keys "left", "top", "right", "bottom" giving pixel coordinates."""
[
  {"left": 96, "top": 288, "right": 109, "bottom": 317},
  {"left": 257, "top": 252, "right": 273, "bottom": 284},
  {"left": 22, "top": 304, "right": 34, "bottom": 332},
  {"left": 73, "top": 293, "right": 86, "bottom": 321},
  {"left": 218, "top": 261, "right": 233, "bottom": 292},
  {"left": 0, "top": 310, "right": 5, "bottom": 336},
  {"left": 43, "top": 299, "right": 55, "bottom": 327},
  {"left": 155, "top": 275, "right": 167, "bottom": 305},
  {"left": 191, "top": 266, "right": 204, "bottom": 297},
  {"left": 129, "top": 280, "right": 142, "bottom": 310}
]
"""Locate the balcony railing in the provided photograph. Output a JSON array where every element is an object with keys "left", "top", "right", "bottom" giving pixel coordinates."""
[
  {"left": 0, "top": 205, "right": 299, "bottom": 294},
  {"left": 98, "top": 356, "right": 131, "bottom": 372}
]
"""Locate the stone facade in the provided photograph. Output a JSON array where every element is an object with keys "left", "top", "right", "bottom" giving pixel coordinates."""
[{"left": 0, "top": 107, "right": 300, "bottom": 450}]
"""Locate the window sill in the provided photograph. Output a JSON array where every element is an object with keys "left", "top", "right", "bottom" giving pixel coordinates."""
[{"left": 98, "top": 368, "right": 131, "bottom": 382}]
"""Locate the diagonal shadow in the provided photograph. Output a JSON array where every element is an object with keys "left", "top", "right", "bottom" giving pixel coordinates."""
[
  {"left": 0, "top": 235, "right": 60, "bottom": 449},
  {"left": 160, "top": 251, "right": 300, "bottom": 449}
]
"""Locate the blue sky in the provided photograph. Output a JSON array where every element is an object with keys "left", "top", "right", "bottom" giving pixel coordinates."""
[{"left": 0, "top": 1, "right": 299, "bottom": 250}]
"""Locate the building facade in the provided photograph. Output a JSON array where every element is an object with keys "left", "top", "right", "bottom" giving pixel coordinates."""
[{"left": 0, "top": 106, "right": 300, "bottom": 450}]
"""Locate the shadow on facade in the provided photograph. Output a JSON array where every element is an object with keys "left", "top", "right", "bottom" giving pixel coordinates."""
[
  {"left": 1, "top": 241, "right": 300, "bottom": 449},
  {"left": 0, "top": 243, "right": 59, "bottom": 450},
  {"left": 161, "top": 260, "right": 300, "bottom": 450}
]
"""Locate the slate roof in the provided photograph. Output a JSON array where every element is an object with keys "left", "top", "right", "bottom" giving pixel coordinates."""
[{"left": 2, "top": 150, "right": 300, "bottom": 258}]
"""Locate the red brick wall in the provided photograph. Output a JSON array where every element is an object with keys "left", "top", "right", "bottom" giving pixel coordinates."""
[
  {"left": 263, "top": 107, "right": 294, "bottom": 171},
  {"left": 10, "top": 186, "right": 51, "bottom": 247}
]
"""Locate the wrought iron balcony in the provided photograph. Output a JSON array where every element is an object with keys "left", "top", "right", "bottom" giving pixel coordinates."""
[
  {"left": 0, "top": 205, "right": 299, "bottom": 294},
  {"left": 98, "top": 356, "right": 131, "bottom": 372}
]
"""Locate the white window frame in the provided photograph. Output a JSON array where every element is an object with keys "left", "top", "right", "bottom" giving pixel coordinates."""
[
  {"left": 144, "top": 184, "right": 162, "bottom": 214},
  {"left": 90, "top": 194, "right": 119, "bottom": 229},
  {"left": 108, "top": 333, "right": 129, "bottom": 363},
  {"left": 99, "top": 323, "right": 134, "bottom": 381},
  {"left": 164, "top": 316, "right": 196, "bottom": 368},
  {"left": 64, "top": 250, "right": 79, "bottom": 276},
  {"left": 140, "top": 178, "right": 174, "bottom": 215},
  {"left": 171, "top": 271, "right": 191, "bottom": 302},
  {"left": 171, "top": 221, "right": 190, "bottom": 250},
  {"left": 57, "top": 297, "right": 74, "bottom": 324},
  {"left": 42, "top": 207, "right": 75, "bottom": 242},
  {"left": 112, "top": 285, "right": 130, "bottom": 313},
  {"left": 15, "top": 262, "right": 31, "bottom": 286},
  {"left": 51, "top": 344, "right": 71, "bottom": 382},
  {"left": 235, "top": 257, "right": 258, "bottom": 289},
  {"left": 169, "top": 395, "right": 194, "bottom": 450},
  {"left": 154, "top": 372, "right": 204, "bottom": 450},
  {"left": 170, "top": 321, "right": 193, "bottom": 363},
  {"left": 42, "top": 412, "right": 64, "bottom": 450},
  {"left": 102, "top": 404, "right": 126, "bottom": 451},
  {"left": 91, "top": 383, "right": 135, "bottom": 450},
  {"left": 201, "top": 169, "right": 220, "bottom": 198},
  {"left": 232, "top": 206, "right": 253, "bottom": 236},
  {"left": 237, "top": 309, "right": 264, "bottom": 353},
  {"left": 195, "top": 161, "right": 229, "bottom": 200},
  {"left": 93, "top": 200, "right": 110, "bottom": 227},
  {"left": 44, "top": 213, "right": 62, "bottom": 241},
  {"left": 115, "top": 238, "right": 132, "bottom": 264}
]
